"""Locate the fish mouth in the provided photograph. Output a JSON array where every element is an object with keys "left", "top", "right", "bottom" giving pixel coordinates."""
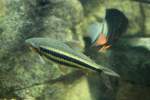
[
  {"left": 25, "top": 40, "right": 39, "bottom": 53},
  {"left": 28, "top": 45, "right": 39, "bottom": 53}
]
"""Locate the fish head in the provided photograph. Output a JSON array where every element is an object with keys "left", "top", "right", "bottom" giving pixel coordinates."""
[{"left": 25, "top": 38, "right": 41, "bottom": 53}]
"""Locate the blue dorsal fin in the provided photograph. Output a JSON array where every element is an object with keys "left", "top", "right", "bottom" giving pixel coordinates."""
[
  {"left": 87, "top": 22, "right": 103, "bottom": 43},
  {"left": 102, "top": 20, "right": 108, "bottom": 37},
  {"left": 87, "top": 20, "right": 109, "bottom": 44}
]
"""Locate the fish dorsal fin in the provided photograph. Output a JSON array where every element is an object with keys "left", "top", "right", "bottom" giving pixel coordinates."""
[
  {"left": 65, "top": 40, "right": 84, "bottom": 52},
  {"left": 87, "top": 20, "right": 109, "bottom": 45}
]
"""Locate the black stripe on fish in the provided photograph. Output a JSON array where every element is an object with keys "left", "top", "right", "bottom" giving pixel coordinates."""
[{"left": 39, "top": 47, "right": 101, "bottom": 73}]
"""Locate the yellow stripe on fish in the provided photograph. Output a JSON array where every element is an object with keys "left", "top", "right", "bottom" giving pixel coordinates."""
[{"left": 40, "top": 47, "right": 99, "bottom": 71}]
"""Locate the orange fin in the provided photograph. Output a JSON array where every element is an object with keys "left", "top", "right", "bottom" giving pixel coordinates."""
[{"left": 95, "top": 33, "right": 107, "bottom": 46}]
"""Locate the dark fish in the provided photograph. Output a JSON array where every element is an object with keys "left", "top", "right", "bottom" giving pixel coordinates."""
[{"left": 86, "top": 9, "right": 128, "bottom": 52}]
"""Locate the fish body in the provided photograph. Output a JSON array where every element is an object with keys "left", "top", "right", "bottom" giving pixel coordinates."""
[
  {"left": 87, "top": 20, "right": 108, "bottom": 45},
  {"left": 87, "top": 20, "right": 110, "bottom": 52},
  {"left": 26, "top": 37, "right": 119, "bottom": 77}
]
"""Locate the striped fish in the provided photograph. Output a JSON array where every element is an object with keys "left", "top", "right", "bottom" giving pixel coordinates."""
[{"left": 25, "top": 37, "right": 119, "bottom": 77}]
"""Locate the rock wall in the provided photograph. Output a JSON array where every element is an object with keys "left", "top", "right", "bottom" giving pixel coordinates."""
[{"left": 0, "top": 0, "right": 150, "bottom": 100}]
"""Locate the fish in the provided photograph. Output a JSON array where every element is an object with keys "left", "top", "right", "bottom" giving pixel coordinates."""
[
  {"left": 87, "top": 20, "right": 108, "bottom": 45},
  {"left": 86, "top": 9, "right": 128, "bottom": 52},
  {"left": 86, "top": 20, "right": 110, "bottom": 52},
  {"left": 25, "top": 37, "right": 119, "bottom": 77},
  {"left": 87, "top": 20, "right": 109, "bottom": 52}
]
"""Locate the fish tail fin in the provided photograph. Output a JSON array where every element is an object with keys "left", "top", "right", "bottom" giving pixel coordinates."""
[{"left": 96, "top": 66, "right": 120, "bottom": 78}]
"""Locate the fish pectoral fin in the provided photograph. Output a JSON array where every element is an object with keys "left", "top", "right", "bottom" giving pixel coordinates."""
[{"left": 38, "top": 55, "right": 46, "bottom": 64}]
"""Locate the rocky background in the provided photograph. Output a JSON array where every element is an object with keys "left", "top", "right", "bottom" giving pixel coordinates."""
[{"left": 0, "top": 0, "right": 150, "bottom": 100}]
